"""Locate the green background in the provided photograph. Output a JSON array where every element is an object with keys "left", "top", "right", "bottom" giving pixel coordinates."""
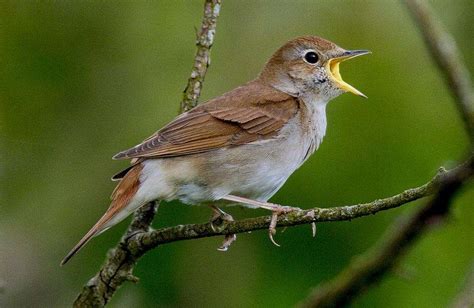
[{"left": 1, "top": 1, "right": 473, "bottom": 307}]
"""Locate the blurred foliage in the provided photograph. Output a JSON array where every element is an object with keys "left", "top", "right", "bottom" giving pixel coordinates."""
[{"left": 1, "top": 0, "right": 473, "bottom": 307}]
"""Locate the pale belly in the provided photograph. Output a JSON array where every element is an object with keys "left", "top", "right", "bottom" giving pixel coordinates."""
[
  {"left": 198, "top": 140, "right": 306, "bottom": 203},
  {"left": 136, "top": 104, "right": 326, "bottom": 208},
  {"left": 137, "top": 123, "right": 318, "bottom": 207},
  {"left": 143, "top": 146, "right": 302, "bottom": 206},
  {"left": 103, "top": 101, "right": 327, "bottom": 231}
]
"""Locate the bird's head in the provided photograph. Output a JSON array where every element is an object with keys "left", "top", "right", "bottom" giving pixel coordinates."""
[{"left": 259, "top": 36, "right": 370, "bottom": 102}]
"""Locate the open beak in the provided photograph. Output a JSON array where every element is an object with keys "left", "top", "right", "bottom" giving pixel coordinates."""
[{"left": 326, "top": 50, "right": 371, "bottom": 98}]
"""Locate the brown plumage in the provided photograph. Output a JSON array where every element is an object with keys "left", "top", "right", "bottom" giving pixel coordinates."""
[
  {"left": 63, "top": 82, "right": 298, "bottom": 265},
  {"left": 113, "top": 81, "right": 298, "bottom": 160},
  {"left": 60, "top": 164, "right": 142, "bottom": 266},
  {"left": 62, "top": 35, "right": 369, "bottom": 265}
]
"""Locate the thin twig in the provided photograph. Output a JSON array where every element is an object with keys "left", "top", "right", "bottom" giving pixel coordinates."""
[
  {"left": 180, "top": 0, "right": 221, "bottom": 112},
  {"left": 405, "top": 0, "right": 474, "bottom": 144},
  {"left": 72, "top": 1, "right": 221, "bottom": 306}
]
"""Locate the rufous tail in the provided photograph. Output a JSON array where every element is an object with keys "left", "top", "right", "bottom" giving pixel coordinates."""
[
  {"left": 60, "top": 214, "right": 111, "bottom": 266},
  {"left": 60, "top": 164, "right": 143, "bottom": 266}
]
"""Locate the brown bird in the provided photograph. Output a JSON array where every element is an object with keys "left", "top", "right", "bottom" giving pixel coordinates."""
[{"left": 61, "top": 35, "right": 369, "bottom": 265}]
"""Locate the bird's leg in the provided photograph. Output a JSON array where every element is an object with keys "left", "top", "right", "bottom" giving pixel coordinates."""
[
  {"left": 208, "top": 205, "right": 237, "bottom": 251},
  {"left": 222, "top": 195, "right": 301, "bottom": 246},
  {"left": 209, "top": 205, "right": 234, "bottom": 231}
]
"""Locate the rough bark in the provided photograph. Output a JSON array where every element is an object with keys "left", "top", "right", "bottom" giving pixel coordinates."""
[
  {"left": 300, "top": 157, "right": 473, "bottom": 307},
  {"left": 72, "top": 0, "right": 473, "bottom": 306},
  {"left": 299, "top": 0, "right": 474, "bottom": 306},
  {"left": 180, "top": 0, "right": 221, "bottom": 112}
]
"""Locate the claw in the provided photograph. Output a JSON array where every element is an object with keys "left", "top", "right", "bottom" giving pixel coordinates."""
[
  {"left": 210, "top": 222, "right": 217, "bottom": 232},
  {"left": 221, "top": 195, "right": 302, "bottom": 247},
  {"left": 217, "top": 234, "right": 237, "bottom": 251},
  {"left": 209, "top": 206, "right": 232, "bottom": 230},
  {"left": 209, "top": 205, "right": 237, "bottom": 251},
  {"left": 269, "top": 232, "right": 281, "bottom": 247},
  {"left": 268, "top": 211, "right": 281, "bottom": 247},
  {"left": 304, "top": 210, "right": 317, "bottom": 238}
]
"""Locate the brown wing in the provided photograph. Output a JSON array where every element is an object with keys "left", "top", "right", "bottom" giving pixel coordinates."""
[{"left": 113, "top": 81, "right": 299, "bottom": 160}]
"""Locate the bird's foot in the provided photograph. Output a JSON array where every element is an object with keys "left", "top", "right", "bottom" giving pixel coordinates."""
[
  {"left": 209, "top": 206, "right": 234, "bottom": 232},
  {"left": 268, "top": 205, "right": 300, "bottom": 247},
  {"left": 222, "top": 195, "right": 304, "bottom": 247},
  {"left": 217, "top": 234, "right": 237, "bottom": 252},
  {"left": 209, "top": 205, "right": 237, "bottom": 251},
  {"left": 303, "top": 209, "right": 317, "bottom": 238}
]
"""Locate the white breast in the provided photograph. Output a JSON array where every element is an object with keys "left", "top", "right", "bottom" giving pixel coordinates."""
[
  {"left": 134, "top": 97, "right": 329, "bottom": 207},
  {"left": 221, "top": 98, "right": 328, "bottom": 202},
  {"left": 293, "top": 97, "right": 328, "bottom": 165}
]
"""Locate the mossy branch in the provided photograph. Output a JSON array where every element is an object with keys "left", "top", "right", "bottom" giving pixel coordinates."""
[
  {"left": 72, "top": 0, "right": 473, "bottom": 307},
  {"left": 72, "top": 157, "right": 464, "bottom": 307},
  {"left": 300, "top": 157, "right": 473, "bottom": 307},
  {"left": 299, "top": 0, "right": 474, "bottom": 306},
  {"left": 129, "top": 165, "right": 448, "bottom": 249},
  {"left": 180, "top": 0, "right": 221, "bottom": 112}
]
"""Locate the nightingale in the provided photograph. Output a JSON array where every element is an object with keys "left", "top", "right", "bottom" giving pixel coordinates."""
[{"left": 61, "top": 35, "right": 369, "bottom": 265}]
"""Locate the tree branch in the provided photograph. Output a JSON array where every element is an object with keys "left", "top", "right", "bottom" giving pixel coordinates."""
[
  {"left": 128, "top": 164, "right": 450, "bottom": 248},
  {"left": 72, "top": 0, "right": 474, "bottom": 306},
  {"left": 73, "top": 201, "right": 159, "bottom": 307},
  {"left": 300, "top": 156, "right": 473, "bottom": 307},
  {"left": 298, "top": 0, "right": 474, "bottom": 306},
  {"left": 72, "top": 1, "right": 221, "bottom": 306},
  {"left": 405, "top": 0, "right": 474, "bottom": 144},
  {"left": 180, "top": 0, "right": 221, "bottom": 112},
  {"left": 73, "top": 156, "right": 464, "bottom": 307}
]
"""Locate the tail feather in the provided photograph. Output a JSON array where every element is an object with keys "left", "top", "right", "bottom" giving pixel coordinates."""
[
  {"left": 60, "top": 164, "right": 143, "bottom": 266},
  {"left": 60, "top": 214, "right": 110, "bottom": 266}
]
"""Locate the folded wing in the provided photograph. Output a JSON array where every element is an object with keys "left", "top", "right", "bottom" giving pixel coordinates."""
[{"left": 113, "top": 82, "right": 299, "bottom": 160}]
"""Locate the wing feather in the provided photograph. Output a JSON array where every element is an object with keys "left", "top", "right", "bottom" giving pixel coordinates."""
[{"left": 113, "top": 81, "right": 299, "bottom": 160}]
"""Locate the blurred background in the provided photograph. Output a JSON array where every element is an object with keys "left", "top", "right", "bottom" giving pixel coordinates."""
[{"left": 1, "top": 0, "right": 473, "bottom": 307}]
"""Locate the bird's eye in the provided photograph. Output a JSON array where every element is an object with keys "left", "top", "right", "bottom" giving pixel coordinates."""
[{"left": 304, "top": 51, "right": 319, "bottom": 64}]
